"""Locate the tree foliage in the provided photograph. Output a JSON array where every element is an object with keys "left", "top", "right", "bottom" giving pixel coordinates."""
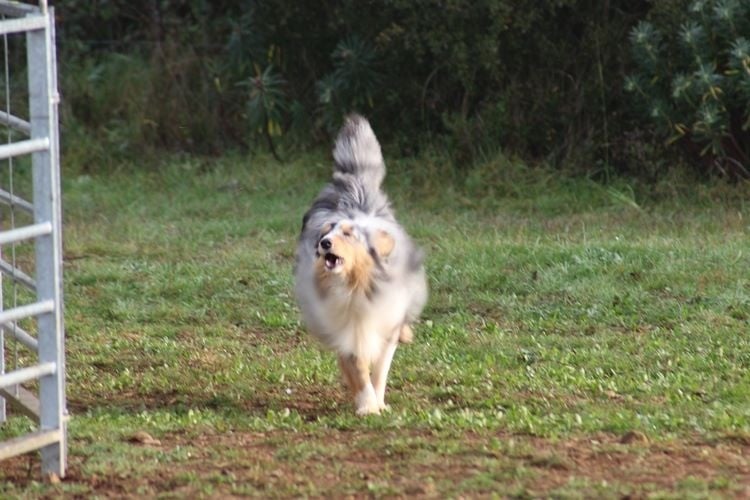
[
  {"left": 626, "top": 0, "right": 750, "bottom": 178},
  {"left": 58, "top": 1, "right": 747, "bottom": 177}
]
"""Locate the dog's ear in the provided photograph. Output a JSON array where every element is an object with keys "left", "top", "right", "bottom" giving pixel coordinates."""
[{"left": 373, "top": 229, "right": 394, "bottom": 258}]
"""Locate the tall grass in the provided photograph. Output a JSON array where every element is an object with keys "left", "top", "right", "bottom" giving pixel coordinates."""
[{"left": 60, "top": 48, "right": 243, "bottom": 172}]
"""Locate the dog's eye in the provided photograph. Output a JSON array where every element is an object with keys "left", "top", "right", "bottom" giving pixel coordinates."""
[{"left": 343, "top": 230, "right": 352, "bottom": 237}]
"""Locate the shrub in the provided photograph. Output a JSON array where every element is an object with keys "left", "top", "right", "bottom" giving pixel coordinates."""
[
  {"left": 316, "top": 36, "right": 382, "bottom": 134},
  {"left": 626, "top": 0, "right": 750, "bottom": 179},
  {"left": 58, "top": 1, "right": 659, "bottom": 174},
  {"left": 240, "top": 64, "right": 288, "bottom": 161}
]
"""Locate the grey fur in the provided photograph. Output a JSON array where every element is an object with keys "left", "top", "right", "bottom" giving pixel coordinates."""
[
  {"left": 295, "top": 114, "right": 428, "bottom": 345},
  {"left": 332, "top": 114, "right": 386, "bottom": 191}
]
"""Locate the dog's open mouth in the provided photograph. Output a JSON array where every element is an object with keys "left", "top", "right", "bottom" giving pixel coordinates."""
[{"left": 324, "top": 252, "right": 343, "bottom": 270}]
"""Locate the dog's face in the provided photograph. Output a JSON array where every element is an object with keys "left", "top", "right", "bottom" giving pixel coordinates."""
[{"left": 315, "top": 221, "right": 394, "bottom": 293}]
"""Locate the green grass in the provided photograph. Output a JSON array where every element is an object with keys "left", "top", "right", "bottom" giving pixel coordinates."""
[{"left": 1, "top": 153, "right": 750, "bottom": 497}]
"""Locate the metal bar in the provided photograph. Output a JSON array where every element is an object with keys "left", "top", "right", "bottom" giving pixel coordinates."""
[
  {"left": 29, "top": 6, "right": 66, "bottom": 477},
  {"left": 0, "top": 137, "right": 48, "bottom": 159},
  {"left": 0, "top": 187, "right": 34, "bottom": 213},
  {"left": 0, "top": 109, "right": 30, "bottom": 134},
  {"left": 0, "top": 384, "right": 40, "bottom": 420},
  {"left": 0, "top": 257, "right": 35, "bottom": 290},
  {"left": 0, "top": 221, "right": 51, "bottom": 245},
  {"left": 0, "top": 14, "right": 45, "bottom": 36},
  {"left": 0, "top": 362, "right": 55, "bottom": 389},
  {"left": 2, "top": 322, "right": 37, "bottom": 351},
  {"left": 0, "top": 299, "right": 54, "bottom": 325},
  {"left": 0, "top": 2, "right": 38, "bottom": 17},
  {"left": 0, "top": 246, "right": 3, "bottom": 424},
  {"left": 0, "top": 429, "right": 60, "bottom": 462}
]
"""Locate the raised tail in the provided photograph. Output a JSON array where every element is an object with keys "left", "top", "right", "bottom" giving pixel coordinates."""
[{"left": 333, "top": 114, "right": 386, "bottom": 191}]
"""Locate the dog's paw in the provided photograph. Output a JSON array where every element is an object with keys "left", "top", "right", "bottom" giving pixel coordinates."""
[
  {"left": 355, "top": 404, "right": 381, "bottom": 416},
  {"left": 355, "top": 387, "right": 380, "bottom": 416}
]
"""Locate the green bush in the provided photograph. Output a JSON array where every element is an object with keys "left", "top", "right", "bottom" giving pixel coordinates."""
[
  {"left": 57, "top": 1, "right": 658, "bottom": 174},
  {"left": 626, "top": 0, "right": 750, "bottom": 179},
  {"left": 316, "top": 36, "right": 382, "bottom": 134}
]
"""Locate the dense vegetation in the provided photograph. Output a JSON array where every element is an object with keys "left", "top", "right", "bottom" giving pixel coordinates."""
[
  {"left": 627, "top": 0, "right": 750, "bottom": 179},
  {"left": 57, "top": 1, "right": 750, "bottom": 178}
]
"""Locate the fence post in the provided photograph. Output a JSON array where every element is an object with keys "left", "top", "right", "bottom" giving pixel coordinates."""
[{"left": 26, "top": 5, "right": 65, "bottom": 477}]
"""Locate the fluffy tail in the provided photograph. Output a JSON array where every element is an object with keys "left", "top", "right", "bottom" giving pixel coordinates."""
[{"left": 333, "top": 114, "right": 385, "bottom": 191}]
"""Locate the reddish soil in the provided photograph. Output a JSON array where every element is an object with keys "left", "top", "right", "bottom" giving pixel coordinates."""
[{"left": 2, "top": 430, "right": 749, "bottom": 498}]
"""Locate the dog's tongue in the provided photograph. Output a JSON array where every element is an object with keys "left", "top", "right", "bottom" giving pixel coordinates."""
[{"left": 325, "top": 253, "right": 339, "bottom": 269}]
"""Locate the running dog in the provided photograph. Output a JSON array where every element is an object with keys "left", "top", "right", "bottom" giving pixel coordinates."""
[{"left": 294, "top": 114, "right": 428, "bottom": 415}]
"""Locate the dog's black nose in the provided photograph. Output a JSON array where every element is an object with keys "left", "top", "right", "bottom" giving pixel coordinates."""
[{"left": 320, "top": 238, "right": 332, "bottom": 250}]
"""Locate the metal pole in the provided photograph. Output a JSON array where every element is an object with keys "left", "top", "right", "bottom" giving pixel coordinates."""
[
  {"left": 26, "top": 7, "right": 65, "bottom": 477},
  {"left": 0, "top": 241, "right": 4, "bottom": 424},
  {"left": 0, "top": 110, "right": 31, "bottom": 135},
  {"left": 0, "top": 300, "right": 54, "bottom": 325},
  {"left": 0, "top": 362, "right": 56, "bottom": 390},
  {"left": 0, "top": 221, "right": 52, "bottom": 245},
  {"left": 0, "top": 137, "right": 50, "bottom": 159}
]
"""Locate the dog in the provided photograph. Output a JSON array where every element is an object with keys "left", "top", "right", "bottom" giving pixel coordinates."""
[{"left": 294, "top": 114, "right": 428, "bottom": 415}]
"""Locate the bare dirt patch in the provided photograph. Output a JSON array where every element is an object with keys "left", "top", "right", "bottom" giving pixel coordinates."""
[
  {"left": 522, "top": 433, "right": 750, "bottom": 496},
  {"left": 3, "top": 430, "right": 749, "bottom": 497}
]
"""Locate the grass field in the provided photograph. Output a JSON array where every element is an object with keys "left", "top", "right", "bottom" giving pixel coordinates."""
[{"left": 1, "top": 154, "right": 750, "bottom": 497}]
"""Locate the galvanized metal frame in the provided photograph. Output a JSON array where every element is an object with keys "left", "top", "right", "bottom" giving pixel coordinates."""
[{"left": 0, "top": 0, "right": 65, "bottom": 478}]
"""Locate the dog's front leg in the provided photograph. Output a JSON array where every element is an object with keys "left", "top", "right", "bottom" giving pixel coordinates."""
[
  {"left": 371, "top": 336, "right": 399, "bottom": 411},
  {"left": 338, "top": 353, "right": 379, "bottom": 415}
]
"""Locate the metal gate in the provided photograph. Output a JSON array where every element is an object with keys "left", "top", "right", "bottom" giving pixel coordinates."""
[{"left": 0, "top": 0, "right": 65, "bottom": 478}]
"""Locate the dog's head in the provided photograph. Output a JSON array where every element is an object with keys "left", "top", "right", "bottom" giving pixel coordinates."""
[{"left": 314, "top": 220, "right": 394, "bottom": 294}]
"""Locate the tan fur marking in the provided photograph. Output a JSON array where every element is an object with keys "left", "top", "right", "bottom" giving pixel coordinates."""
[
  {"left": 326, "top": 234, "right": 375, "bottom": 294},
  {"left": 346, "top": 243, "right": 374, "bottom": 293},
  {"left": 338, "top": 355, "right": 357, "bottom": 395},
  {"left": 315, "top": 231, "right": 377, "bottom": 296},
  {"left": 338, "top": 354, "right": 369, "bottom": 396},
  {"left": 373, "top": 229, "right": 394, "bottom": 257},
  {"left": 314, "top": 258, "right": 333, "bottom": 297},
  {"left": 399, "top": 324, "right": 413, "bottom": 343}
]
